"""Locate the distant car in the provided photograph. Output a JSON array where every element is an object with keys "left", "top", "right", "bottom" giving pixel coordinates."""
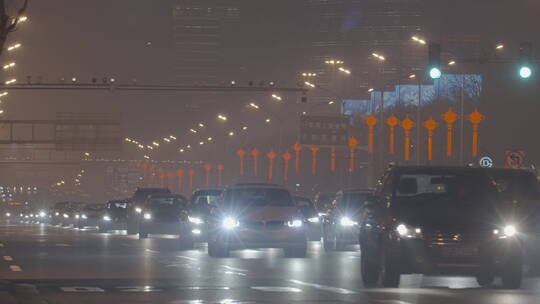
[
  {"left": 188, "top": 188, "right": 224, "bottom": 241},
  {"left": 313, "top": 192, "right": 335, "bottom": 216},
  {"left": 62, "top": 203, "right": 87, "bottom": 227},
  {"left": 207, "top": 183, "right": 307, "bottom": 257},
  {"left": 138, "top": 193, "right": 194, "bottom": 248},
  {"left": 294, "top": 196, "right": 321, "bottom": 241},
  {"left": 75, "top": 203, "right": 107, "bottom": 229},
  {"left": 50, "top": 202, "right": 71, "bottom": 226},
  {"left": 360, "top": 166, "right": 523, "bottom": 289},
  {"left": 98, "top": 199, "right": 131, "bottom": 233},
  {"left": 126, "top": 187, "right": 171, "bottom": 235},
  {"left": 321, "top": 188, "right": 373, "bottom": 251},
  {"left": 484, "top": 168, "right": 540, "bottom": 274}
]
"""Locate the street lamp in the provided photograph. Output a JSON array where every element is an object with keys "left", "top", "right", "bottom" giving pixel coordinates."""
[
  {"left": 409, "top": 74, "right": 416, "bottom": 79},
  {"left": 411, "top": 36, "right": 426, "bottom": 45},
  {"left": 496, "top": 44, "right": 504, "bottom": 50},
  {"left": 367, "top": 88, "right": 374, "bottom": 92},
  {"left": 325, "top": 59, "right": 344, "bottom": 65},
  {"left": 248, "top": 102, "right": 260, "bottom": 109},
  {"left": 265, "top": 118, "right": 271, "bottom": 123},
  {"left": 228, "top": 131, "right": 234, "bottom": 136},
  {"left": 338, "top": 67, "right": 351, "bottom": 74},
  {"left": 242, "top": 126, "right": 248, "bottom": 130},
  {"left": 152, "top": 142, "right": 159, "bottom": 147},
  {"left": 7, "top": 43, "right": 21, "bottom": 51},
  {"left": 302, "top": 72, "right": 317, "bottom": 77},
  {"left": 189, "top": 128, "right": 197, "bottom": 134},
  {"left": 3, "top": 62, "right": 15, "bottom": 70},
  {"left": 448, "top": 60, "right": 456, "bottom": 66},
  {"left": 304, "top": 81, "right": 315, "bottom": 88},
  {"left": 217, "top": 114, "right": 228, "bottom": 121},
  {"left": 372, "top": 53, "right": 386, "bottom": 61},
  {"left": 198, "top": 123, "right": 205, "bottom": 128},
  {"left": 5, "top": 79, "right": 16, "bottom": 85}
]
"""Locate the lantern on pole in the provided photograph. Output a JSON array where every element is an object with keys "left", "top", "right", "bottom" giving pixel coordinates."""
[
  {"left": 442, "top": 108, "right": 459, "bottom": 157},
  {"left": 188, "top": 168, "right": 195, "bottom": 190},
  {"left": 423, "top": 116, "right": 438, "bottom": 161},
  {"left": 310, "top": 147, "right": 320, "bottom": 175},
  {"left": 267, "top": 151, "right": 277, "bottom": 180},
  {"left": 401, "top": 116, "right": 415, "bottom": 161},
  {"left": 236, "top": 149, "right": 246, "bottom": 175},
  {"left": 203, "top": 163, "right": 212, "bottom": 186},
  {"left": 176, "top": 169, "right": 184, "bottom": 191},
  {"left": 386, "top": 114, "right": 399, "bottom": 154},
  {"left": 282, "top": 151, "right": 292, "bottom": 181},
  {"left": 292, "top": 143, "right": 302, "bottom": 174},
  {"left": 250, "top": 148, "right": 260, "bottom": 176},
  {"left": 158, "top": 168, "right": 165, "bottom": 188},
  {"left": 216, "top": 164, "right": 224, "bottom": 186},
  {"left": 330, "top": 147, "right": 336, "bottom": 172},
  {"left": 365, "top": 115, "right": 378, "bottom": 154},
  {"left": 166, "top": 172, "right": 175, "bottom": 190},
  {"left": 468, "top": 108, "right": 485, "bottom": 157},
  {"left": 348, "top": 137, "right": 359, "bottom": 172}
]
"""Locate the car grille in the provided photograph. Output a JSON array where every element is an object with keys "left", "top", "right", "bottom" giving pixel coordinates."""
[
  {"left": 242, "top": 221, "right": 286, "bottom": 230},
  {"left": 426, "top": 232, "right": 484, "bottom": 245}
]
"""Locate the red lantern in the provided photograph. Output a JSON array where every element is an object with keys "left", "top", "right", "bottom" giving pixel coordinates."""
[
  {"left": 203, "top": 163, "right": 212, "bottom": 187},
  {"left": 330, "top": 147, "right": 336, "bottom": 173},
  {"left": 267, "top": 151, "right": 277, "bottom": 180},
  {"left": 348, "top": 137, "right": 359, "bottom": 172},
  {"left": 282, "top": 151, "right": 292, "bottom": 181},
  {"left": 216, "top": 164, "right": 224, "bottom": 186},
  {"left": 310, "top": 147, "right": 320, "bottom": 175},
  {"left": 386, "top": 115, "right": 400, "bottom": 154},
  {"left": 365, "top": 116, "right": 378, "bottom": 154},
  {"left": 188, "top": 168, "right": 195, "bottom": 190},
  {"left": 236, "top": 149, "right": 246, "bottom": 175},
  {"left": 166, "top": 172, "right": 175, "bottom": 190},
  {"left": 468, "top": 109, "right": 485, "bottom": 157},
  {"left": 292, "top": 143, "right": 302, "bottom": 174},
  {"left": 251, "top": 148, "right": 260, "bottom": 176},
  {"left": 176, "top": 169, "right": 184, "bottom": 191}
]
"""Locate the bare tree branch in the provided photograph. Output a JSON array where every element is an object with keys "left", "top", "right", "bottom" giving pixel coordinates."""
[{"left": 0, "top": 0, "right": 28, "bottom": 58}]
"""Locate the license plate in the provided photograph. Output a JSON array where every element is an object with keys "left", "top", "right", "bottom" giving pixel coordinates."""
[{"left": 442, "top": 246, "right": 478, "bottom": 257}]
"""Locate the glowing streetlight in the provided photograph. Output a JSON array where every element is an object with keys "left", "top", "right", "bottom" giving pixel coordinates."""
[
  {"left": 271, "top": 94, "right": 282, "bottom": 101},
  {"left": 496, "top": 44, "right": 504, "bottom": 50},
  {"left": 0, "top": 92, "right": 8, "bottom": 97},
  {"left": 302, "top": 72, "right": 317, "bottom": 77},
  {"left": 189, "top": 128, "right": 197, "bottom": 134},
  {"left": 411, "top": 36, "right": 426, "bottom": 45},
  {"left": 186, "top": 145, "right": 191, "bottom": 149},
  {"left": 368, "top": 88, "right": 374, "bottom": 92},
  {"left": 242, "top": 126, "right": 248, "bottom": 130},
  {"left": 125, "top": 138, "right": 132, "bottom": 142},
  {"left": 265, "top": 118, "right": 271, "bottom": 123},
  {"left": 146, "top": 145, "right": 153, "bottom": 150},
  {"left": 207, "top": 137, "right": 213, "bottom": 141},
  {"left": 198, "top": 123, "right": 205, "bottom": 128},
  {"left": 372, "top": 53, "right": 386, "bottom": 61},
  {"left": 304, "top": 81, "right": 315, "bottom": 88},
  {"left": 179, "top": 148, "right": 185, "bottom": 153},
  {"left": 448, "top": 60, "right": 456, "bottom": 66},
  {"left": 325, "top": 59, "right": 344, "bottom": 65},
  {"left": 18, "top": 16, "right": 28, "bottom": 23},
  {"left": 328, "top": 100, "right": 335, "bottom": 105},
  {"left": 163, "top": 138, "right": 171, "bottom": 142},
  {"left": 138, "top": 144, "right": 144, "bottom": 149},
  {"left": 169, "top": 135, "right": 177, "bottom": 140},
  {"left": 338, "top": 67, "right": 351, "bottom": 74},
  {"left": 409, "top": 74, "right": 416, "bottom": 79},
  {"left": 7, "top": 43, "right": 21, "bottom": 51},
  {"left": 84, "top": 152, "right": 90, "bottom": 157},
  {"left": 228, "top": 131, "right": 234, "bottom": 136},
  {"left": 144, "top": 155, "right": 150, "bottom": 159},
  {"left": 5, "top": 79, "right": 16, "bottom": 85},
  {"left": 3, "top": 62, "right": 15, "bottom": 70},
  {"left": 217, "top": 114, "right": 228, "bottom": 121},
  {"left": 199, "top": 141, "right": 204, "bottom": 145},
  {"left": 248, "top": 102, "right": 260, "bottom": 109},
  {"left": 152, "top": 142, "right": 160, "bottom": 147}
]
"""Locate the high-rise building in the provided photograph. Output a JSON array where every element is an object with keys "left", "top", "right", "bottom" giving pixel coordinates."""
[
  {"left": 304, "top": 0, "right": 425, "bottom": 97},
  {"left": 172, "top": 0, "right": 240, "bottom": 84}
]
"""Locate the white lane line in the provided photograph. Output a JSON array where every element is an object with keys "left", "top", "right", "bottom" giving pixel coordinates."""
[
  {"left": 55, "top": 243, "right": 71, "bottom": 247},
  {"left": 224, "top": 270, "right": 247, "bottom": 276},
  {"left": 251, "top": 286, "right": 302, "bottom": 293},
  {"left": 176, "top": 255, "right": 197, "bottom": 261},
  {"left": 221, "top": 265, "right": 248, "bottom": 272},
  {"left": 288, "top": 279, "right": 356, "bottom": 294},
  {"left": 145, "top": 249, "right": 160, "bottom": 254},
  {"left": 373, "top": 301, "right": 413, "bottom": 304},
  {"left": 3, "top": 256, "right": 13, "bottom": 261},
  {"left": 9, "top": 265, "right": 22, "bottom": 272}
]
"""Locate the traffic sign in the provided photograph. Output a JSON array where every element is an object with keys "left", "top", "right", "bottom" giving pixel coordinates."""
[
  {"left": 299, "top": 115, "right": 349, "bottom": 146},
  {"left": 505, "top": 150, "right": 526, "bottom": 169},
  {"left": 479, "top": 156, "right": 493, "bottom": 168}
]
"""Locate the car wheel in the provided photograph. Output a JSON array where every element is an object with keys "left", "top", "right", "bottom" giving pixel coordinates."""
[
  {"left": 208, "top": 241, "right": 229, "bottom": 257},
  {"left": 476, "top": 273, "right": 495, "bottom": 287},
  {"left": 381, "top": 257, "right": 401, "bottom": 288},
  {"left": 284, "top": 244, "right": 307, "bottom": 258},
  {"left": 502, "top": 253, "right": 523, "bottom": 289},
  {"left": 139, "top": 231, "right": 148, "bottom": 239},
  {"left": 360, "top": 242, "right": 381, "bottom": 286},
  {"left": 98, "top": 225, "right": 107, "bottom": 233}
]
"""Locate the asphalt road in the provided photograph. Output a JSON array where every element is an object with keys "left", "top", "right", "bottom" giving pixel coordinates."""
[{"left": 1, "top": 221, "right": 540, "bottom": 304}]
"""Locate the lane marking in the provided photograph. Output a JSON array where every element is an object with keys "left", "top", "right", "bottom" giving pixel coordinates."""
[
  {"left": 177, "top": 255, "right": 197, "bottom": 261},
  {"left": 251, "top": 286, "right": 302, "bottom": 293},
  {"left": 224, "top": 270, "right": 247, "bottom": 276},
  {"left": 9, "top": 265, "right": 22, "bottom": 272},
  {"left": 221, "top": 265, "right": 248, "bottom": 272},
  {"left": 373, "top": 301, "right": 413, "bottom": 304},
  {"left": 145, "top": 249, "right": 160, "bottom": 254},
  {"left": 60, "top": 286, "right": 105, "bottom": 292},
  {"left": 289, "top": 279, "right": 356, "bottom": 294},
  {"left": 55, "top": 243, "right": 71, "bottom": 247},
  {"left": 3, "top": 256, "right": 13, "bottom": 261}
]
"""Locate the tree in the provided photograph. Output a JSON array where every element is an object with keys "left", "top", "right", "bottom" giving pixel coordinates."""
[{"left": 0, "top": 0, "right": 28, "bottom": 58}]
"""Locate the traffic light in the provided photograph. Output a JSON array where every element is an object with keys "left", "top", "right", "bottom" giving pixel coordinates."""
[
  {"left": 519, "top": 42, "right": 533, "bottom": 79},
  {"left": 428, "top": 42, "right": 442, "bottom": 79}
]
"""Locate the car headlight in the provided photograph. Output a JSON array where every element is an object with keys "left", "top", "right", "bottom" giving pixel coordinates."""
[
  {"left": 103, "top": 215, "right": 111, "bottom": 221},
  {"left": 55, "top": 212, "right": 59, "bottom": 216},
  {"left": 75, "top": 214, "right": 80, "bottom": 219},
  {"left": 143, "top": 213, "right": 152, "bottom": 220},
  {"left": 307, "top": 217, "right": 319, "bottom": 223},
  {"left": 39, "top": 211, "right": 46, "bottom": 218},
  {"left": 494, "top": 225, "right": 517, "bottom": 238},
  {"left": 287, "top": 219, "right": 303, "bottom": 228},
  {"left": 135, "top": 207, "right": 142, "bottom": 213},
  {"left": 81, "top": 214, "right": 87, "bottom": 219},
  {"left": 188, "top": 216, "right": 204, "bottom": 225},
  {"left": 340, "top": 217, "right": 358, "bottom": 227},
  {"left": 5, "top": 212, "right": 10, "bottom": 217},
  {"left": 223, "top": 217, "right": 239, "bottom": 229},
  {"left": 318, "top": 212, "right": 327, "bottom": 217},
  {"left": 30, "top": 214, "right": 34, "bottom": 218},
  {"left": 395, "top": 223, "right": 422, "bottom": 238},
  {"left": 63, "top": 213, "right": 69, "bottom": 218}
]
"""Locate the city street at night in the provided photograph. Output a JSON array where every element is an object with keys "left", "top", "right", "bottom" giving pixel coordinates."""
[{"left": 0, "top": 221, "right": 539, "bottom": 304}]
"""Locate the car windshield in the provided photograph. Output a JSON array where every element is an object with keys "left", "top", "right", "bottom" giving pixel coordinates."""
[
  {"left": 148, "top": 196, "right": 186, "bottom": 209},
  {"left": 489, "top": 171, "right": 540, "bottom": 201},
  {"left": 224, "top": 188, "right": 294, "bottom": 207},
  {"left": 394, "top": 171, "right": 500, "bottom": 207},
  {"left": 341, "top": 192, "right": 371, "bottom": 208}
]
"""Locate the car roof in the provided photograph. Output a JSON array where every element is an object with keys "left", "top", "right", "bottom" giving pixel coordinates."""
[
  {"left": 192, "top": 188, "right": 223, "bottom": 195},
  {"left": 147, "top": 193, "right": 186, "bottom": 199}
]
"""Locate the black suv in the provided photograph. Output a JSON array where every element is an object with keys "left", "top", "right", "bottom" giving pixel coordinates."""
[
  {"left": 99, "top": 199, "right": 131, "bottom": 233},
  {"left": 188, "top": 188, "right": 224, "bottom": 242},
  {"left": 360, "top": 166, "right": 523, "bottom": 289},
  {"left": 322, "top": 189, "right": 373, "bottom": 251},
  {"left": 126, "top": 187, "right": 170, "bottom": 235}
]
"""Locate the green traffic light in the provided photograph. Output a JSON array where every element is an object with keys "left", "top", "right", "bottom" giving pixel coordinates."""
[
  {"left": 519, "top": 66, "right": 532, "bottom": 78},
  {"left": 429, "top": 67, "right": 442, "bottom": 79}
]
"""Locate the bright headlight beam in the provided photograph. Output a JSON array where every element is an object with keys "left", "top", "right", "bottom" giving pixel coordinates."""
[
  {"left": 223, "top": 217, "right": 239, "bottom": 229},
  {"left": 287, "top": 219, "right": 303, "bottom": 227},
  {"left": 340, "top": 217, "right": 357, "bottom": 226}
]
